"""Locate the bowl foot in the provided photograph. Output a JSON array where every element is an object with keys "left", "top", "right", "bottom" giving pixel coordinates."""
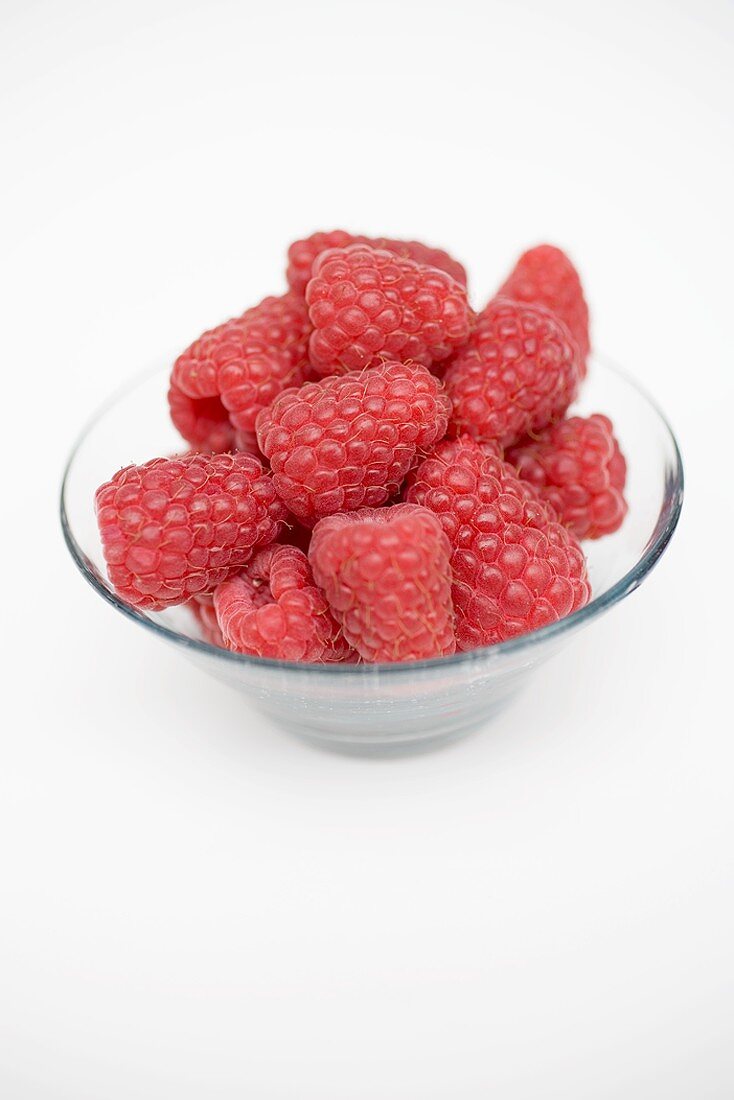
[{"left": 264, "top": 711, "right": 505, "bottom": 757}]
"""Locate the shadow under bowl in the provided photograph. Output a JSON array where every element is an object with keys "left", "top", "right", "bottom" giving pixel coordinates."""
[{"left": 61, "top": 356, "right": 683, "bottom": 755}]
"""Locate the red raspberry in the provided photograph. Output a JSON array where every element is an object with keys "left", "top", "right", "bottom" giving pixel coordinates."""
[
  {"left": 169, "top": 292, "right": 311, "bottom": 452},
  {"left": 188, "top": 592, "right": 226, "bottom": 647},
  {"left": 498, "top": 244, "right": 590, "bottom": 373},
  {"left": 167, "top": 394, "right": 262, "bottom": 457},
  {"left": 405, "top": 437, "right": 590, "bottom": 650},
  {"left": 309, "top": 504, "right": 456, "bottom": 663},
  {"left": 444, "top": 298, "right": 581, "bottom": 448},
  {"left": 506, "top": 414, "right": 627, "bottom": 539},
  {"left": 213, "top": 544, "right": 351, "bottom": 662},
  {"left": 95, "top": 452, "right": 286, "bottom": 610},
  {"left": 287, "top": 230, "right": 467, "bottom": 296},
  {"left": 305, "top": 245, "right": 472, "bottom": 376},
  {"left": 256, "top": 360, "right": 451, "bottom": 525}
]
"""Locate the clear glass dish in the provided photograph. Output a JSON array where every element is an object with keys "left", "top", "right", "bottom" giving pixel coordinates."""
[{"left": 61, "top": 357, "right": 683, "bottom": 754}]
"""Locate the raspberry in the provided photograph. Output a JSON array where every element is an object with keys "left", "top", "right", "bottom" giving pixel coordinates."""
[
  {"left": 168, "top": 386, "right": 238, "bottom": 455},
  {"left": 498, "top": 244, "right": 590, "bottom": 373},
  {"left": 213, "top": 544, "right": 351, "bottom": 662},
  {"left": 95, "top": 452, "right": 286, "bottom": 610},
  {"left": 287, "top": 230, "right": 467, "bottom": 296},
  {"left": 506, "top": 414, "right": 627, "bottom": 539},
  {"left": 168, "top": 391, "right": 261, "bottom": 456},
  {"left": 232, "top": 428, "right": 261, "bottom": 455},
  {"left": 305, "top": 245, "right": 472, "bottom": 376},
  {"left": 169, "top": 292, "right": 311, "bottom": 452},
  {"left": 188, "top": 592, "right": 226, "bottom": 647},
  {"left": 405, "top": 437, "right": 590, "bottom": 650},
  {"left": 309, "top": 504, "right": 456, "bottom": 663},
  {"left": 444, "top": 298, "right": 581, "bottom": 448},
  {"left": 256, "top": 360, "right": 451, "bottom": 525}
]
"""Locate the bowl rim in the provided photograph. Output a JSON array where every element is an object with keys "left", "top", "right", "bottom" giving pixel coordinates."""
[{"left": 60, "top": 355, "right": 684, "bottom": 675}]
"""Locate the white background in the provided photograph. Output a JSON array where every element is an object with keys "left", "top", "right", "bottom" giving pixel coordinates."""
[{"left": 1, "top": 0, "right": 733, "bottom": 1096}]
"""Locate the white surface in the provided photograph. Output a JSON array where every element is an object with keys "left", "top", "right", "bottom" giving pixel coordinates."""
[{"left": 1, "top": 1, "right": 732, "bottom": 1096}]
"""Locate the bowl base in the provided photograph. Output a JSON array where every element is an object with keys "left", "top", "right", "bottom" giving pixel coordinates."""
[{"left": 266, "top": 712, "right": 500, "bottom": 757}]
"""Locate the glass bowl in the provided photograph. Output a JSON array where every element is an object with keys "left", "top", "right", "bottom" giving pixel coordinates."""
[{"left": 61, "top": 357, "right": 683, "bottom": 754}]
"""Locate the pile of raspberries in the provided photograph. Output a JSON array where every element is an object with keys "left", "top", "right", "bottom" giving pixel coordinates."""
[{"left": 95, "top": 233, "right": 627, "bottom": 664}]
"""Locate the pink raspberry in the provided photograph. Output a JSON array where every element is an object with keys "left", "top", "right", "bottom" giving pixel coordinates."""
[
  {"left": 506, "top": 414, "right": 627, "bottom": 539},
  {"left": 287, "top": 229, "right": 467, "bottom": 295},
  {"left": 309, "top": 504, "right": 456, "bottom": 663},
  {"left": 169, "top": 292, "right": 311, "bottom": 452},
  {"left": 213, "top": 544, "right": 351, "bottom": 662},
  {"left": 256, "top": 360, "right": 451, "bottom": 525},
  {"left": 444, "top": 298, "right": 581, "bottom": 448},
  {"left": 405, "top": 437, "right": 590, "bottom": 650},
  {"left": 168, "top": 386, "right": 240, "bottom": 455},
  {"left": 188, "top": 592, "right": 226, "bottom": 647},
  {"left": 95, "top": 452, "right": 286, "bottom": 610},
  {"left": 305, "top": 245, "right": 472, "bottom": 376},
  {"left": 498, "top": 244, "right": 590, "bottom": 374}
]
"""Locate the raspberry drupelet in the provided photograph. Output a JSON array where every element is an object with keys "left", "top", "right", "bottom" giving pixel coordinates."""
[
  {"left": 405, "top": 437, "right": 590, "bottom": 651},
  {"left": 169, "top": 292, "right": 311, "bottom": 453},
  {"left": 309, "top": 504, "right": 456, "bottom": 663},
  {"left": 287, "top": 230, "right": 467, "bottom": 296},
  {"left": 256, "top": 360, "right": 451, "bottom": 526},
  {"left": 305, "top": 245, "right": 472, "bottom": 376},
  {"left": 95, "top": 452, "right": 286, "bottom": 610},
  {"left": 506, "top": 414, "right": 627, "bottom": 539},
  {"left": 213, "top": 544, "right": 352, "bottom": 662}
]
